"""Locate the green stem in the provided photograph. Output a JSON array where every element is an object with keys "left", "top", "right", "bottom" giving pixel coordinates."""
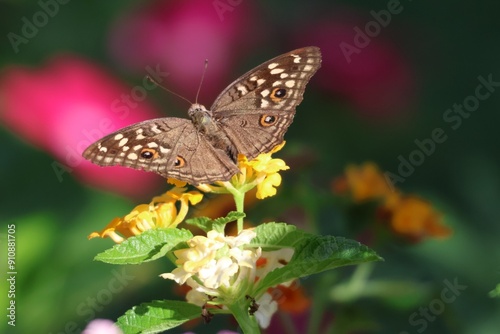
[
  {"left": 225, "top": 182, "right": 246, "bottom": 233},
  {"left": 227, "top": 301, "right": 260, "bottom": 334},
  {"left": 330, "top": 262, "right": 374, "bottom": 303},
  {"left": 233, "top": 189, "right": 245, "bottom": 233}
]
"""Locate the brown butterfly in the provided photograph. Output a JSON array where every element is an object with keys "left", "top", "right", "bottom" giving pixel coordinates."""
[{"left": 83, "top": 46, "right": 321, "bottom": 185}]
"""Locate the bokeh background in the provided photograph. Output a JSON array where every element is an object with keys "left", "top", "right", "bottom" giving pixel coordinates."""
[{"left": 1, "top": 1, "right": 500, "bottom": 333}]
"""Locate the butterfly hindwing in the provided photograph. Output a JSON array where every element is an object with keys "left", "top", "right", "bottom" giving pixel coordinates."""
[{"left": 216, "top": 109, "right": 294, "bottom": 160}]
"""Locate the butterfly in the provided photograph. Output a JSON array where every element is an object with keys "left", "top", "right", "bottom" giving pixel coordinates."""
[{"left": 83, "top": 46, "right": 321, "bottom": 185}]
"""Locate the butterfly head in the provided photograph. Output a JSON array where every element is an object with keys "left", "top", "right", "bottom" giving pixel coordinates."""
[{"left": 188, "top": 103, "right": 213, "bottom": 125}]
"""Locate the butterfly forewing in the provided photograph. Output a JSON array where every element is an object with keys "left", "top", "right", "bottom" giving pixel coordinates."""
[
  {"left": 211, "top": 46, "right": 321, "bottom": 113},
  {"left": 82, "top": 118, "right": 238, "bottom": 184},
  {"left": 211, "top": 46, "right": 321, "bottom": 160}
]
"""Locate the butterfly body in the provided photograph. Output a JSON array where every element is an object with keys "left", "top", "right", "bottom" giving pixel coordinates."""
[
  {"left": 188, "top": 103, "right": 236, "bottom": 161},
  {"left": 83, "top": 46, "right": 322, "bottom": 185}
]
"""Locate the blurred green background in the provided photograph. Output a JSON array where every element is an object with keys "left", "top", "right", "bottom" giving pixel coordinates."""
[{"left": 1, "top": 1, "right": 500, "bottom": 333}]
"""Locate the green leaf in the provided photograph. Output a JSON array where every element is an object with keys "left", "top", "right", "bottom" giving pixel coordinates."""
[
  {"left": 94, "top": 228, "right": 193, "bottom": 264},
  {"left": 251, "top": 222, "right": 311, "bottom": 249},
  {"left": 255, "top": 235, "right": 382, "bottom": 295},
  {"left": 186, "top": 211, "right": 245, "bottom": 233},
  {"left": 118, "top": 300, "right": 201, "bottom": 334}
]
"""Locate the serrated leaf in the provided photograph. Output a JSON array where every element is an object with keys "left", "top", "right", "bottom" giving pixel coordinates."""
[
  {"left": 255, "top": 235, "right": 382, "bottom": 295},
  {"left": 186, "top": 211, "right": 245, "bottom": 233},
  {"left": 251, "top": 222, "right": 310, "bottom": 249},
  {"left": 185, "top": 216, "right": 212, "bottom": 232},
  {"left": 118, "top": 300, "right": 201, "bottom": 334},
  {"left": 94, "top": 228, "right": 193, "bottom": 264},
  {"left": 212, "top": 211, "right": 245, "bottom": 231}
]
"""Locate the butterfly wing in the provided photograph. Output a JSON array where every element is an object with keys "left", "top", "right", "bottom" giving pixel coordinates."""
[
  {"left": 210, "top": 46, "right": 321, "bottom": 160},
  {"left": 82, "top": 118, "right": 239, "bottom": 185}
]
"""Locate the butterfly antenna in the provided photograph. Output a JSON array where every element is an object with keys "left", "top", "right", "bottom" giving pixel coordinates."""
[
  {"left": 146, "top": 75, "right": 192, "bottom": 105},
  {"left": 195, "top": 59, "right": 209, "bottom": 104}
]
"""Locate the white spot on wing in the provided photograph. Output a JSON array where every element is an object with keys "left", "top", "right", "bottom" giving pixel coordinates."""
[
  {"left": 261, "top": 89, "right": 270, "bottom": 97},
  {"left": 151, "top": 125, "right": 162, "bottom": 134},
  {"left": 147, "top": 142, "right": 159, "bottom": 148},
  {"left": 133, "top": 145, "right": 142, "bottom": 151},
  {"left": 292, "top": 54, "right": 301, "bottom": 63},
  {"left": 260, "top": 99, "right": 269, "bottom": 108},
  {"left": 285, "top": 80, "right": 295, "bottom": 88},
  {"left": 118, "top": 138, "right": 128, "bottom": 147},
  {"left": 114, "top": 133, "right": 124, "bottom": 140},
  {"left": 268, "top": 63, "right": 279, "bottom": 69},
  {"left": 127, "top": 153, "right": 138, "bottom": 160},
  {"left": 303, "top": 65, "right": 313, "bottom": 71},
  {"left": 270, "top": 68, "right": 284, "bottom": 74},
  {"left": 99, "top": 147, "right": 108, "bottom": 153},
  {"left": 123, "top": 146, "right": 130, "bottom": 151},
  {"left": 257, "top": 79, "right": 266, "bottom": 85},
  {"left": 237, "top": 85, "right": 248, "bottom": 94},
  {"left": 280, "top": 73, "right": 289, "bottom": 78},
  {"left": 159, "top": 146, "right": 170, "bottom": 153},
  {"left": 272, "top": 81, "right": 282, "bottom": 87},
  {"left": 136, "top": 134, "right": 146, "bottom": 140}
]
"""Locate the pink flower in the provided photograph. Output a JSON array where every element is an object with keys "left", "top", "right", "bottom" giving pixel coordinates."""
[
  {"left": 108, "top": 0, "right": 261, "bottom": 104},
  {"left": 0, "top": 55, "right": 163, "bottom": 197},
  {"left": 82, "top": 319, "right": 122, "bottom": 334},
  {"left": 295, "top": 11, "right": 415, "bottom": 120}
]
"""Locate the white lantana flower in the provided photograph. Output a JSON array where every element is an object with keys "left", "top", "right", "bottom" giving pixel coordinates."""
[
  {"left": 161, "top": 229, "right": 261, "bottom": 292},
  {"left": 161, "top": 228, "right": 296, "bottom": 329},
  {"left": 254, "top": 292, "right": 278, "bottom": 329},
  {"left": 256, "top": 248, "right": 294, "bottom": 285},
  {"left": 199, "top": 257, "right": 239, "bottom": 289}
]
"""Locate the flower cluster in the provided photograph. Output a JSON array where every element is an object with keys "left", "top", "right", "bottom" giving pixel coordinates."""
[
  {"left": 333, "top": 162, "right": 452, "bottom": 241},
  {"left": 161, "top": 229, "right": 261, "bottom": 292},
  {"left": 88, "top": 187, "right": 203, "bottom": 243},
  {"left": 196, "top": 142, "right": 289, "bottom": 200},
  {"left": 161, "top": 230, "right": 295, "bottom": 328}
]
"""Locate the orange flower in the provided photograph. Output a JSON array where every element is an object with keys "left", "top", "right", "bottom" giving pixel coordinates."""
[
  {"left": 334, "top": 162, "right": 452, "bottom": 241},
  {"left": 333, "top": 162, "right": 392, "bottom": 202},
  {"left": 272, "top": 281, "right": 311, "bottom": 314},
  {"left": 384, "top": 196, "right": 452, "bottom": 241}
]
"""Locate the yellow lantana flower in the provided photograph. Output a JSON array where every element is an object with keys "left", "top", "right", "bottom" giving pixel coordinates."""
[
  {"left": 197, "top": 142, "right": 289, "bottom": 199},
  {"left": 88, "top": 187, "right": 203, "bottom": 243}
]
